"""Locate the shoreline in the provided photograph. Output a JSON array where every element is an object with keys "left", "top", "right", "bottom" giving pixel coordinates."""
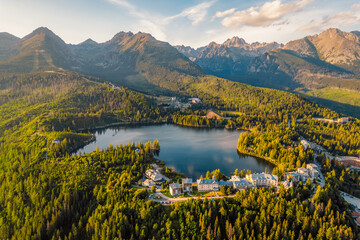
[
  {"left": 76, "top": 119, "right": 169, "bottom": 132},
  {"left": 72, "top": 121, "right": 274, "bottom": 175},
  {"left": 237, "top": 147, "right": 279, "bottom": 167}
]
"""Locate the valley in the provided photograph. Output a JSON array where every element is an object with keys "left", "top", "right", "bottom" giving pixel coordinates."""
[{"left": 0, "top": 25, "right": 359, "bottom": 239}]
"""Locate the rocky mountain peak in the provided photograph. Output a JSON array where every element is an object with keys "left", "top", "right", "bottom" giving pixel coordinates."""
[
  {"left": 23, "top": 27, "right": 58, "bottom": 41},
  {"left": 110, "top": 31, "right": 134, "bottom": 43},
  {"left": 80, "top": 38, "right": 98, "bottom": 46},
  {"left": 223, "top": 37, "right": 247, "bottom": 47}
]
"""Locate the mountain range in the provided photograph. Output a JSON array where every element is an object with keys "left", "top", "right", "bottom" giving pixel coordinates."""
[
  {"left": 175, "top": 28, "right": 360, "bottom": 116},
  {"left": 176, "top": 28, "right": 360, "bottom": 91},
  {"left": 0, "top": 27, "right": 202, "bottom": 95},
  {"left": 1, "top": 27, "right": 360, "bottom": 116},
  {"left": 175, "top": 37, "right": 282, "bottom": 79}
]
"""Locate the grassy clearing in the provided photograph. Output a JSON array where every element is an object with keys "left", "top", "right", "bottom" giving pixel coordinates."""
[{"left": 300, "top": 88, "right": 360, "bottom": 107}]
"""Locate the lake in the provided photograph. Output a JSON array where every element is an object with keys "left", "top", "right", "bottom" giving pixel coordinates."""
[{"left": 76, "top": 124, "right": 274, "bottom": 179}]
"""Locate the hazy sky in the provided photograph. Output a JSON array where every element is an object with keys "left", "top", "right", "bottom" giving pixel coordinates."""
[{"left": 1, "top": 0, "right": 360, "bottom": 47}]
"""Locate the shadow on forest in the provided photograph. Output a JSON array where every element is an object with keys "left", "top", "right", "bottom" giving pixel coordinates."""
[{"left": 300, "top": 95, "right": 360, "bottom": 119}]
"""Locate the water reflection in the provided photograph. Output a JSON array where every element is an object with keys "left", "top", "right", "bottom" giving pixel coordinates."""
[{"left": 76, "top": 124, "right": 274, "bottom": 179}]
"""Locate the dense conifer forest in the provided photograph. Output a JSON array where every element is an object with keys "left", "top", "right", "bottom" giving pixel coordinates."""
[{"left": 0, "top": 71, "right": 359, "bottom": 239}]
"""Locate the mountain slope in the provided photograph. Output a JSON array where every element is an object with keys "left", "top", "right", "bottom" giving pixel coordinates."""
[
  {"left": 0, "top": 27, "right": 78, "bottom": 72},
  {"left": 1, "top": 26, "right": 360, "bottom": 118},
  {"left": 283, "top": 28, "right": 360, "bottom": 74},
  {"left": 247, "top": 28, "right": 360, "bottom": 93},
  {"left": 0, "top": 32, "right": 19, "bottom": 60},
  {"left": 175, "top": 28, "right": 360, "bottom": 117},
  {"left": 0, "top": 28, "right": 204, "bottom": 95},
  {"left": 175, "top": 29, "right": 360, "bottom": 91},
  {"left": 78, "top": 31, "right": 204, "bottom": 93}
]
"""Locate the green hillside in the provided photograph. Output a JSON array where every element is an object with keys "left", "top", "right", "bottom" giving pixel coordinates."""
[
  {"left": 0, "top": 71, "right": 358, "bottom": 239},
  {"left": 0, "top": 27, "right": 360, "bottom": 239},
  {"left": 301, "top": 88, "right": 360, "bottom": 107}
]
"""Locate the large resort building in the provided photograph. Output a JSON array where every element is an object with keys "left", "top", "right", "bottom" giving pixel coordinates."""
[
  {"left": 197, "top": 177, "right": 220, "bottom": 192},
  {"left": 196, "top": 173, "right": 278, "bottom": 192},
  {"left": 232, "top": 179, "right": 253, "bottom": 190},
  {"left": 168, "top": 164, "right": 321, "bottom": 196},
  {"left": 284, "top": 164, "right": 321, "bottom": 183},
  {"left": 245, "top": 173, "right": 278, "bottom": 188}
]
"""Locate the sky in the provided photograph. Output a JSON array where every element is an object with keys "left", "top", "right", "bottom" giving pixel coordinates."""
[{"left": 0, "top": 0, "right": 360, "bottom": 48}]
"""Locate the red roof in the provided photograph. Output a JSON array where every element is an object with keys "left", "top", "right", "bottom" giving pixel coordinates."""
[{"left": 352, "top": 212, "right": 360, "bottom": 217}]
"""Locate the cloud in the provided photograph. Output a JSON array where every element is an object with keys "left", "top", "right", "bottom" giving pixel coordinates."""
[
  {"left": 352, "top": 3, "right": 360, "bottom": 11},
  {"left": 166, "top": 0, "right": 217, "bottom": 25},
  {"left": 298, "top": 6, "right": 360, "bottom": 33},
  {"left": 106, "top": 0, "right": 137, "bottom": 15},
  {"left": 214, "top": 8, "right": 236, "bottom": 18},
  {"left": 219, "top": 0, "right": 313, "bottom": 28},
  {"left": 106, "top": 0, "right": 217, "bottom": 41},
  {"left": 205, "top": 29, "right": 217, "bottom": 35},
  {"left": 106, "top": 0, "right": 167, "bottom": 40}
]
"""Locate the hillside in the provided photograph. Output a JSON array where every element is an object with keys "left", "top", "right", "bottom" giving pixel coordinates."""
[
  {"left": 0, "top": 50, "right": 359, "bottom": 239},
  {"left": 0, "top": 27, "right": 79, "bottom": 73},
  {"left": 0, "top": 32, "right": 19, "bottom": 60},
  {"left": 283, "top": 28, "right": 360, "bottom": 73},
  {"left": 175, "top": 28, "right": 360, "bottom": 117},
  {"left": 0, "top": 27, "right": 204, "bottom": 95},
  {"left": 0, "top": 70, "right": 359, "bottom": 239}
]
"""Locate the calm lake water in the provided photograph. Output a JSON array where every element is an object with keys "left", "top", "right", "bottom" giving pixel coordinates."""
[{"left": 76, "top": 124, "right": 274, "bottom": 179}]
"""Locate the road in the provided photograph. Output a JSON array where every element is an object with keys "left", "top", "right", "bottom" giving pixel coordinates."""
[
  {"left": 314, "top": 160, "right": 325, "bottom": 187},
  {"left": 150, "top": 189, "right": 237, "bottom": 204},
  {"left": 340, "top": 191, "right": 360, "bottom": 209}
]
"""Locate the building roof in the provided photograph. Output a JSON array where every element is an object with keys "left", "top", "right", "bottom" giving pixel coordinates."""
[
  {"left": 142, "top": 179, "right": 155, "bottom": 186},
  {"left": 281, "top": 181, "right": 292, "bottom": 188},
  {"left": 310, "top": 169, "right": 319, "bottom": 173},
  {"left": 285, "top": 172, "right": 301, "bottom": 177},
  {"left": 145, "top": 169, "right": 163, "bottom": 181},
  {"left": 230, "top": 175, "right": 241, "bottom": 181},
  {"left": 209, "top": 110, "right": 222, "bottom": 116},
  {"left": 218, "top": 180, "right": 233, "bottom": 186},
  {"left": 197, "top": 179, "right": 218, "bottom": 185},
  {"left": 248, "top": 173, "right": 278, "bottom": 181},
  {"left": 182, "top": 178, "right": 193, "bottom": 184},
  {"left": 352, "top": 212, "right": 360, "bottom": 218},
  {"left": 297, "top": 167, "right": 309, "bottom": 173},
  {"left": 233, "top": 179, "right": 252, "bottom": 186},
  {"left": 306, "top": 163, "right": 318, "bottom": 169},
  {"left": 169, "top": 183, "right": 181, "bottom": 189}
]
